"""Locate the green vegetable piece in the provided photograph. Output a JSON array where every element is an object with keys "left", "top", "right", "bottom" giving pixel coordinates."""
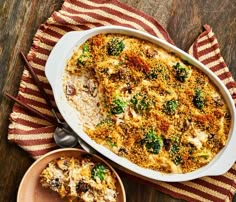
[
  {"left": 149, "top": 72, "right": 157, "bottom": 79},
  {"left": 141, "top": 130, "right": 163, "bottom": 154},
  {"left": 195, "top": 149, "right": 210, "bottom": 160},
  {"left": 107, "top": 38, "right": 125, "bottom": 56},
  {"left": 131, "top": 94, "right": 152, "bottom": 113},
  {"left": 107, "top": 137, "right": 116, "bottom": 147},
  {"left": 170, "top": 144, "right": 179, "bottom": 154},
  {"left": 168, "top": 136, "right": 183, "bottom": 165},
  {"left": 145, "top": 68, "right": 159, "bottom": 80},
  {"left": 77, "top": 43, "right": 90, "bottom": 66},
  {"left": 110, "top": 98, "right": 127, "bottom": 114},
  {"left": 96, "top": 117, "right": 113, "bottom": 127},
  {"left": 83, "top": 43, "right": 89, "bottom": 53},
  {"left": 173, "top": 62, "right": 189, "bottom": 82},
  {"left": 164, "top": 99, "right": 178, "bottom": 115},
  {"left": 173, "top": 155, "right": 182, "bottom": 165},
  {"left": 169, "top": 136, "right": 180, "bottom": 155},
  {"left": 130, "top": 96, "right": 138, "bottom": 105},
  {"left": 193, "top": 89, "right": 204, "bottom": 109},
  {"left": 77, "top": 55, "right": 86, "bottom": 66},
  {"left": 198, "top": 154, "right": 209, "bottom": 159},
  {"left": 91, "top": 164, "right": 106, "bottom": 181}
]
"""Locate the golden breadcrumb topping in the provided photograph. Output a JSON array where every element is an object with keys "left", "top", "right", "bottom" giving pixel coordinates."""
[{"left": 63, "top": 33, "right": 231, "bottom": 174}]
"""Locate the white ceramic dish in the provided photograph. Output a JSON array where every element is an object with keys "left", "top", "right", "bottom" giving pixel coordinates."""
[{"left": 45, "top": 26, "right": 236, "bottom": 182}]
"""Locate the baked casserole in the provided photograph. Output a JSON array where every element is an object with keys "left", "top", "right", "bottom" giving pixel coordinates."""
[
  {"left": 63, "top": 33, "right": 231, "bottom": 174},
  {"left": 40, "top": 156, "right": 117, "bottom": 202}
]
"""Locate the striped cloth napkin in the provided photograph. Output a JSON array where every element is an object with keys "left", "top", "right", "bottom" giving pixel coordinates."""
[{"left": 8, "top": 0, "right": 236, "bottom": 201}]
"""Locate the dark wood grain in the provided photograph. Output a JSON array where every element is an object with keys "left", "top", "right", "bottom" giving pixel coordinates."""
[
  {"left": 0, "top": 0, "right": 235, "bottom": 202},
  {"left": 0, "top": 1, "right": 64, "bottom": 202}
]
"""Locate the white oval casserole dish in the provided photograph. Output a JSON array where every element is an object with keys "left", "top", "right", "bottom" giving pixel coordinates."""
[{"left": 45, "top": 25, "right": 236, "bottom": 182}]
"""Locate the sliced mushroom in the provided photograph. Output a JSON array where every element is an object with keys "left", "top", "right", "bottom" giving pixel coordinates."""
[
  {"left": 181, "top": 119, "right": 191, "bottom": 132},
  {"left": 66, "top": 83, "right": 76, "bottom": 96},
  {"left": 109, "top": 68, "right": 126, "bottom": 82},
  {"left": 76, "top": 181, "right": 89, "bottom": 194},
  {"left": 213, "top": 96, "right": 224, "bottom": 106},
  {"left": 145, "top": 48, "right": 158, "bottom": 58},
  {"left": 163, "top": 138, "right": 171, "bottom": 151},
  {"left": 121, "top": 84, "right": 133, "bottom": 94},
  {"left": 118, "top": 147, "right": 128, "bottom": 155},
  {"left": 86, "top": 79, "right": 98, "bottom": 97}
]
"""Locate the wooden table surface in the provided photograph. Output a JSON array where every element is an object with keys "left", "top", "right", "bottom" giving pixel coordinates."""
[{"left": 0, "top": 0, "right": 235, "bottom": 201}]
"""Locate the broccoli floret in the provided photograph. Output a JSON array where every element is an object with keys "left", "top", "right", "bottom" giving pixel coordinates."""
[
  {"left": 145, "top": 68, "right": 159, "bottom": 80},
  {"left": 77, "top": 43, "right": 90, "bottom": 66},
  {"left": 169, "top": 136, "right": 180, "bottom": 154},
  {"left": 96, "top": 117, "right": 114, "bottom": 127},
  {"left": 168, "top": 136, "right": 183, "bottom": 165},
  {"left": 170, "top": 143, "right": 179, "bottom": 154},
  {"left": 107, "top": 38, "right": 125, "bottom": 56},
  {"left": 173, "top": 155, "right": 183, "bottom": 165},
  {"left": 173, "top": 62, "right": 189, "bottom": 82},
  {"left": 164, "top": 99, "right": 178, "bottom": 115},
  {"left": 106, "top": 137, "right": 116, "bottom": 147},
  {"left": 77, "top": 55, "right": 87, "bottom": 66},
  {"left": 147, "top": 72, "right": 158, "bottom": 80},
  {"left": 131, "top": 93, "right": 153, "bottom": 113},
  {"left": 195, "top": 149, "right": 211, "bottom": 160},
  {"left": 141, "top": 130, "right": 163, "bottom": 154},
  {"left": 91, "top": 164, "right": 107, "bottom": 181},
  {"left": 193, "top": 89, "right": 204, "bottom": 109},
  {"left": 110, "top": 98, "right": 127, "bottom": 114},
  {"left": 83, "top": 43, "right": 89, "bottom": 53}
]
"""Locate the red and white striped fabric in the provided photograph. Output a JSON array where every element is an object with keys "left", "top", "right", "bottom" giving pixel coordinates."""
[{"left": 8, "top": 0, "right": 236, "bottom": 201}]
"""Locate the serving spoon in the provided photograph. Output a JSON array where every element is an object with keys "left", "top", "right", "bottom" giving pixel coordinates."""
[{"left": 6, "top": 52, "right": 96, "bottom": 153}]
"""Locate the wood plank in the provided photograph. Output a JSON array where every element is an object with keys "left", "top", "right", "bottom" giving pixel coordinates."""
[{"left": 0, "top": 1, "right": 63, "bottom": 202}]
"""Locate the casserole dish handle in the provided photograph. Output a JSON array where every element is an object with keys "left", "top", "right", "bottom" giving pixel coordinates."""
[{"left": 45, "top": 30, "right": 89, "bottom": 90}]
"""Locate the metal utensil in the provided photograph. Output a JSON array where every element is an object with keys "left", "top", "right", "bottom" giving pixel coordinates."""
[
  {"left": 51, "top": 111, "right": 78, "bottom": 148},
  {"left": 4, "top": 92, "right": 93, "bottom": 151},
  {"left": 19, "top": 51, "right": 95, "bottom": 153},
  {"left": 51, "top": 108, "right": 95, "bottom": 153},
  {"left": 5, "top": 92, "right": 77, "bottom": 148}
]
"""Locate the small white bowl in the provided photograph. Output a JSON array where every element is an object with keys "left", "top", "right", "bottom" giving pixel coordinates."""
[
  {"left": 45, "top": 26, "right": 236, "bottom": 182},
  {"left": 17, "top": 148, "right": 126, "bottom": 202}
]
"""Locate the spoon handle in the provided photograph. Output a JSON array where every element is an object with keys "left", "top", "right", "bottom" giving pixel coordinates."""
[
  {"left": 20, "top": 51, "right": 58, "bottom": 115},
  {"left": 4, "top": 92, "right": 58, "bottom": 125}
]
